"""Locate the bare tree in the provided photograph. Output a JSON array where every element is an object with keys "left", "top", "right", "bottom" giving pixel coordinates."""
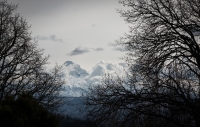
[
  {"left": 0, "top": 1, "right": 65, "bottom": 110},
  {"left": 85, "top": 0, "right": 200, "bottom": 126}
]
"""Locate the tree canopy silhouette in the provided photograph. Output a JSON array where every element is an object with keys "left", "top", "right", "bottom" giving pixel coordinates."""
[
  {"left": 85, "top": 0, "right": 200, "bottom": 127},
  {"left": 0, "top": 0, "right": 64, "bottom": 110}
]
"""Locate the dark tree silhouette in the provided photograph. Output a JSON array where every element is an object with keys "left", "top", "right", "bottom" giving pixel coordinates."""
[
  {"left": 0, "top": 93, "right": 60, "bottom": 127},
  {"left": 85, "top": 0, "right": 200, "bottom": 127},
  {"left": 0, "top": 1, "right": 64, "bottom": 110}
]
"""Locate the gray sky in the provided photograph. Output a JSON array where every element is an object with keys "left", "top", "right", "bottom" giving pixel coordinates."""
[{"left": 7, "top": 0, "right": 129, "bottom": 71}]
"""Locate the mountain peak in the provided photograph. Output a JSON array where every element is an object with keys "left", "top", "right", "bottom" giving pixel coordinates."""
[
  {"left": 64, "top": 61, "right": 74, "bottom": 66},
  {"left": 63, "top": 61, "right": 89, "bottom": 78}
]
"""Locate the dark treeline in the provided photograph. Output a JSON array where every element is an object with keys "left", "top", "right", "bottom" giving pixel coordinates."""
[
  {"left": 0, "top": 93, "right": 60, "bottom": 127},
  {"left": 59, "top": 115, "right": 93, "bottom": 127}
]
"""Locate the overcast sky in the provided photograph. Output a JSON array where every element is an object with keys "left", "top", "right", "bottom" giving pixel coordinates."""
[{"left": 7, "top": 0, "right": 129, "bottom": 71}]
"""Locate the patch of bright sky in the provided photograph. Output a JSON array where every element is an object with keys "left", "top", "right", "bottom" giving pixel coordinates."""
[{"left": 7, "top": 0, "right": 129, "bottom": 71}]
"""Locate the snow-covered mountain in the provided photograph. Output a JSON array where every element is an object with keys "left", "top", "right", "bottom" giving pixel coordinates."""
[
  {"left": 60, "top": 60, "right": 128, "bottom": 97},
  {"left": 58, "top": 60, "right": 128, "bottom": 118}
]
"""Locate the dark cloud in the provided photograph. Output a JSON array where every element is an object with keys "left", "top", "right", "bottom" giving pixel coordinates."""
[
  {"left": 68, "top": 47, "right": 90, "bottom": 56},
  {"left": 68, "top": 46, "right": 104, "bottom": 56},
  {"left": 35, "top": 35, "right": 64, "bottom": 43},
  {"left": 94, "top": 48, "right": 104, "bottom": 51},
  {"left": 108, "top": 42, "right": 117, "bottom": 46},
  {"left": 92, "top": 24, "right": 97, "bottom": 27},
  {"left": 108, "top": 42, "right": 125, "bottom": 51},
  {"left": 113, "top": 47, "right": 124, "bottom": 51}
]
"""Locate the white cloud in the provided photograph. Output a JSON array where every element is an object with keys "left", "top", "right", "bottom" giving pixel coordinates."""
[{"left": 89, "top": 60, "right": 128, "bottom": 77}]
